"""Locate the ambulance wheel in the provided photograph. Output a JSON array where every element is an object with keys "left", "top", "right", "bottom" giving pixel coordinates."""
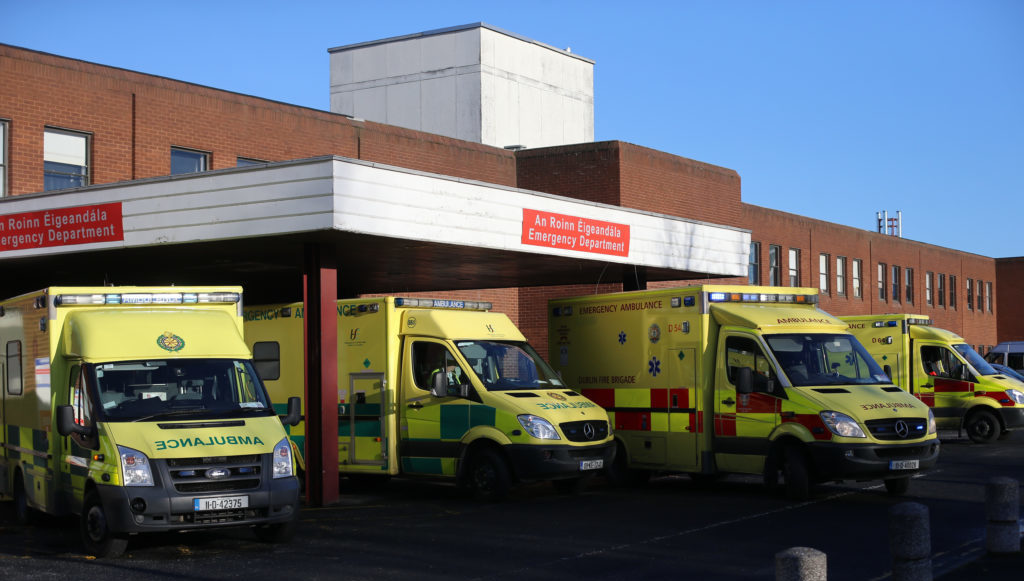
[
  {"left": 81, "top": 490, "right": 129, "bottom": 558},
  {"left": 553, "top": 474, "right": 593, "bottom": 495},
  {"left": 965, "top": 409, "right": 1001, "bottom": 444},
  {"left": 254, "top": 519, "right": 296, "bottom": 543},
  {"left": 468, "top": 449, "right": 510, "bottom": 502},
  {"left": 884, "top": 477, "right": 910, "bottom": 495},
  {"left": 12, "top": 471, "right": 34, "bottom": 525},
  {"left": 604, "top": 441, "right": 650, "bottom": 487},
  {"left": 782, "top": 446, "right": 811, "bottom": 501}
]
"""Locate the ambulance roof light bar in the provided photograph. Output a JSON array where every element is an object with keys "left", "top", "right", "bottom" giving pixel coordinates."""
[
  {"left": 394, "top": 297, "right": 492, "bottom": 311},
  {"left": 54, "top": 292, "right": 241, "bottom": 306},
  {"left": 706, "top": 291, "right": 817, "bottom": 305},
  {"left": 871, "top": 317, "right": 932, "bottom": 328}
]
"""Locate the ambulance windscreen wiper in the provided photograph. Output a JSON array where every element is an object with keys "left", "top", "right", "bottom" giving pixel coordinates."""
[{"left": 130, "top": 408, "right": 214, "bottom": 422}]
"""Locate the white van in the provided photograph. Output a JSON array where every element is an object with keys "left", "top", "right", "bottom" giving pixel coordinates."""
[{"left": 985, "top": 342, "right": 1024, "bottom": 373}]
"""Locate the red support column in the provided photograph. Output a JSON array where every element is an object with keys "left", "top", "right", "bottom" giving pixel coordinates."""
[{"left": 302, "top": 243, "right": 339, "bottom": 506}]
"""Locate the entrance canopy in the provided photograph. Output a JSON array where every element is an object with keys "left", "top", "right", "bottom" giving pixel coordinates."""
[{"left": 0, "top": 156, "right": 749, "bottom": 302}]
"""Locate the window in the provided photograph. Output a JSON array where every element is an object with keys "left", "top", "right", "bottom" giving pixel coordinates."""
[
  {"left": 819, "top": 253, "right": 830, "bottom": 294},
  {"left": 977, "top": 280, "right": 984, "bottom": 311},
  {"left": 891, "top": 265, "right": 901, "bottom": 303},
  {"left": 6, "top": 340, "right": 22, "bottom": 395},
  {"left": 44, "top": 127, "right": 89, "bottom": 191},
  {"left": 725, "top": 335, "right": 776, "bottom": 391},
  {"left": 171, "top": 147, "right": 209, "bottom": 175},
  {"left": 788, "top": 248, "right": 801, "bottom": 287},
  {"left": 768, "top": 245, "right": 781, "bottom": 286},
  {"left": 412, "top": 341, "right": 467, "bottom": 392},
  {"left": 878, "top": 263, "right": 887, "bottom": 301},
  {"left": 236, "top": 157, "right": 267, "bottom": 167},
  {"left": 252, "top": 342, "right": 281, "bottom": 381},
  {"left": 0, "top": 120, "right": 8, "bottom": 197},
  {"left": 70, "top": 364, "right": 99, "bottom": 449},
  {"left": 748, "top": 242, "right": 761, "bottom": 285},
  {"left": 852, "top": 259, "right": 863, "bottom": 299},
  {"left": 905, "top": 268, "right": 914, "bottom": 304},
  {"left": 986, "top": 281, "right": 993, "bottom": 313},
  {"left": 949, "top": 275, "right": 957, "bottom": 309},
  {"left": 938, "top": 274, "right": 946, "bottom": 307},
  {"left": 925, "top": 272, "right": 934, "bottom": 306},
  {"left": 966, "top": 278, "right": 974, "bottom": 311},
  {"left": 836, "top": 256, "right": 847, "bottom": 296}
]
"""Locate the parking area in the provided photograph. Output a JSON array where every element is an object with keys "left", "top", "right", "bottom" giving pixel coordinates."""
[{"left": 2, "top": 430, "right": 1022, "bottom": 580}]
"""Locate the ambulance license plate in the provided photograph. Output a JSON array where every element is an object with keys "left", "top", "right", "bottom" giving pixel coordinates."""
[
  {"left": 889, "top": 460, "right": 919, "bottom": 470},
  {"left": 579, "top": 459, "right": 604, "bottom": 471},
  {"left": 194, "top": 495, "right": 248, "bottom": 511}
]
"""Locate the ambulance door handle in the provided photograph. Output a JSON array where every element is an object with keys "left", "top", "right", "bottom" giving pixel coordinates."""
[
  {"left": 722, "top": 397, "right": 735, "bottom": 406},
  {"left": 408, "top": 402, "right": 423, "bottom": 409}
]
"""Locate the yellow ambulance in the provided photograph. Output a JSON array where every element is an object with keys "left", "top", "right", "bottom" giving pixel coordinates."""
[
  {"left": 244, "top": 297, "right": 614, "bottom": 500},
  {"left": 548, "top": 285, "right": 940, "bottom": 499},
  {"left": 841, "top": 314, "right": 1024, "bottom": 443},
  {"left": 0, "top": 287, "right": 301, "bottom": 557}
]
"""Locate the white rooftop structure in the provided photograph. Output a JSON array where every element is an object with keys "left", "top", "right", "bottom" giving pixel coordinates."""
[{"left": 329, "top": 23, "right": 595, "bottom": 150}]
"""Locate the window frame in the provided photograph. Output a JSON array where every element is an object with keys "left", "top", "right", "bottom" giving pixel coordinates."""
[
  {"left": 950, "top": 275, "right": 957, "bottom": 309},
  {"left": 852, "top": 259, "right": 863, "bottom": 299},
  {"left": 986, "top": 281, "right": 993, "bottom": 313},
  {"left": 748, "top": 242, "right": 761, "bottom": 285},
  {"left": 925, "top": 272, "right": 934, "bottom": 306},
  {"left": 891, "top": 265, "right": 901, "bottom": 304},
  {"left": 938, "top": 274, "right": 946, "bottom": 307},
  {"left": 0, "top": 119, "right": 8, "bottom": 198},
  {"left": 835, "top": 256, "right": 847, "bottom": 297},
  {"left": 818, "top": 253, "right": 830, "bottom": 295},
  {"left": 905, "top": 267, "right": 914, "bottom": 305},
  {"left": 788, "top": 248, "right": 801, "bottom": 287},
  {"left": 966, "top": 278, "right": 974, "bottom": 311},
  {"left": 44, "top": 126, "right": 90, "bottom": 191},
  {"left": 878, "top": 263, "right": 887, "bottom": 302},
  {"left": 170, "top": 146, "right": 211, "bottom": 175},
  {"left": 768, "top": 245, "right": 781, "bottom": 286}
]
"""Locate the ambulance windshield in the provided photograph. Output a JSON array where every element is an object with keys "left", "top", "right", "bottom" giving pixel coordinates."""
[
  {"left": 953, "top": 344, "right": 999, "bottom": 376},
  {"left": 766, "top": 334, "right": 890, "bottom": 387},
  {"left": 87, "top": 359, "right": 274, "bottom": 421},
  {"left": 455, "top": 340, "right": 564, "bottom": 391}
]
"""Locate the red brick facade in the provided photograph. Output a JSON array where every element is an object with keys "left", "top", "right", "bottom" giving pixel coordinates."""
[{"left": 0, "top": 44, "right": 1008, "bottom": 354}]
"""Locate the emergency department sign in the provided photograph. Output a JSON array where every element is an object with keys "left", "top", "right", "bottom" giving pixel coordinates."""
[
  {"left": 0, "top": 202, "right": 123, "bottom": 252},
  {"left": 521, "top": 209, "right": 630, "bottom": 257}
]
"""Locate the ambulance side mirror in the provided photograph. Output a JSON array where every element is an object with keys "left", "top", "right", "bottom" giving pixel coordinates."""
[
  {"left": 883, "top": 364, "right": 893, "bottom": 382},
  {"left": 735, "top": 367, "right": 753, "bottom": 395},
  {"left": 56, "top": 405, "right": 91, "bottom": 437},
  {"left": 280, "top": 396, "right": 302, "bottom": 427},
  {"left": 431, "top": 372, "right": 449, "bottom": 398}
]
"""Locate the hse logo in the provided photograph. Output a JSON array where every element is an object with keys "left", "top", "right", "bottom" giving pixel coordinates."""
[
  {"left": 350, "top": 328, "right": 359, "bottom": 340},
  {"left": 486, "top": 324, "right": 495, "bottom": 333},
  {"left": 156, "top": 332, "right": 185, "bottom": 352},
  {"left": 154, "top": 434, "right": 265, "bottom": 451}
]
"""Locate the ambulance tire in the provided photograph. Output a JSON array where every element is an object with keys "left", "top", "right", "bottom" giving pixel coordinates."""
[
  {"left": 883, "top": 477, "right": 911, "bottom": 495},
  {"left": 604, "top": 441, "right": 650, "bottom": 487},
  {"left": 254, "top": 519, "right": 296, "bottom": 543},
  {"left": 81, "top": 490, "right": 129, "bottom": 558},
  {"left": 781, "top": 446, "right": 812, "bottom": 501},
  {"left": 553, "top": 474, "right": 593, "bottom": 495},
  {"left": 12, "top": 471, "right": 34, "bottom": 525},
  {"left": 965, "top": 409, "right": 1001, "bottom": 444},
  {"left": 467, "top": 449, "right": 511, "bottom": 502}
]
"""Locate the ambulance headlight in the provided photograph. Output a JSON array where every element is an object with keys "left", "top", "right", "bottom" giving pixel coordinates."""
[
  {"left": 518, "top": 415, "right": 561, "bottom": 440},
  {"left": 819, "top": 411, "right": 866, "bottom": 438},
  {"left": 1005, "top": 389, "right": 1024, "bottom": 405},
  {"left": 273, "top": 438, "right": 294, "bottom": 478},
  {"left": 118, "top": 446, "right": 154, "bottom": 486},
  {"left": 927, "top": 410, "right": 937, "bottom": 435}
]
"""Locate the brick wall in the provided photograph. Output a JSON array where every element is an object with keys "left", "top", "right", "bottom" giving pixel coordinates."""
[
  {"left": 995, "top": 258, "right": 1024, "bottom": 342},
  {"left": 0, "top": 45, "right": 516, "bottom": 195}
]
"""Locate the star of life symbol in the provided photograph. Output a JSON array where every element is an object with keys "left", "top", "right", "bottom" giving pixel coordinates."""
[
  {"left": 648, "top": 357, "right": 661, "bottom": 377},
  {"left": 618, "top": 331, "right": 627, "bottom": 345}
]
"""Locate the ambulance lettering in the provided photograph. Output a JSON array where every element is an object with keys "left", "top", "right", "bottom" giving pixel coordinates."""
[
  {"left": 537, "top": 401, "right": 597, "bottom": 410},
  {"left": 155, "top": 434, "right": 266, "bottom": 450},
  {"left": 860, "top": 402, "right": 916, "bottom": 411}
]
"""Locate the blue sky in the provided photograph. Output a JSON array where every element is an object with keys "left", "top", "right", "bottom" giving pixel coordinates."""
[{"left": 6, "top": 1, "right": 1022, "bottom": 257}]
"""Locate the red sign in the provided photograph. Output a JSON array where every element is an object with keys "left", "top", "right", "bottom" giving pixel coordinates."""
[
  {"left": 0, "top": 202, "right": 124, "bottom": 252},
  {"left": 521, "top": 209, "right": 630, "bottom": 257}
]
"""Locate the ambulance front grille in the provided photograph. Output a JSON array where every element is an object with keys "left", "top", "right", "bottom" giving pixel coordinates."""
[
  {"left": 864, "top": 418, "right": 929, "bottom": 440},
  {"left": 164, "top": 455, "right": 263, "bottom": 494},
  {"left": 559, "top": 420, "right": 609, "bottom": 443}
]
